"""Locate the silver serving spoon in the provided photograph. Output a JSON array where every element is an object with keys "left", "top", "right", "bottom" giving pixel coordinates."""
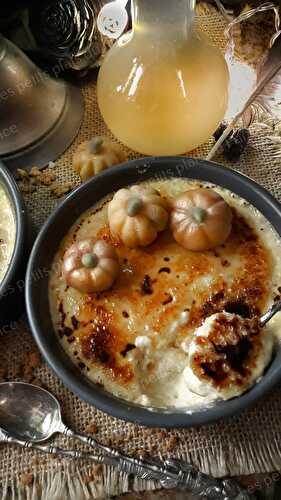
[{"left": 0, "top": 382, "right": 252, "bottom": 499}]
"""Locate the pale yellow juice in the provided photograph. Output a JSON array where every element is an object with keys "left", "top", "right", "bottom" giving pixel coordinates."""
[{"left": 98, "top": 28, "right": 229, "bottom": 155}]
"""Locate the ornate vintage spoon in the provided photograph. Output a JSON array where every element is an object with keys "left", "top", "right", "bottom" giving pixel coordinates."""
[
  {"left": 0, "top": 382, "right": 252, "bottom": 499},
  {"left": 0, "top": 425, "right": 119, "bottom": 466}
]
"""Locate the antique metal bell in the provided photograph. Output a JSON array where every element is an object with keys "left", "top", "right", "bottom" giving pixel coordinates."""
[{"left": 0, "top": 34, "right": 84, "bottom": 171}]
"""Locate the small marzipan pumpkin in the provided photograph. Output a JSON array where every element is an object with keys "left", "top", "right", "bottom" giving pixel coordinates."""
[
  {"left": 62, "top": 239, "right": 120, "bottom": 293},
  {"left": 170, "top": 188, "right": 232, "bottom": 251},
  {"left": 73, "top": 136, "right": 126, "bottom": 181},
  {"left": 108, "top": 185, "right": 169, "bottom": 248}
]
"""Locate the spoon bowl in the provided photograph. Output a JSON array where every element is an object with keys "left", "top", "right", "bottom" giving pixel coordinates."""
[{"left": 0, "top": 382, "right": 64, "bottom": 442}]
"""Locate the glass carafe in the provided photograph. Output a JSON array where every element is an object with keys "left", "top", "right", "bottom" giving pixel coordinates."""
[{"left": 97, "top": 0, "right": 229, "bottom": 156}]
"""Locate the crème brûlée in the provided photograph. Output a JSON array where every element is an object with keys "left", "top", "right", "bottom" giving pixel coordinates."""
[
  {"left": 0, "top": 184, "right": 16, "bottom": 283},
  {"left": 49, "top": 179, "right": 281, "bottom": 409}
]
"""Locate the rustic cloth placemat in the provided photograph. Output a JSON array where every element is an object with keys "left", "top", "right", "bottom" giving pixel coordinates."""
[{"left": 1, "top": 5, "right": 281, "bottom": 500}]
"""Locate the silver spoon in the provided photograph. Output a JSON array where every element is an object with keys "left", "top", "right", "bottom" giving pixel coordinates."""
[
  {"left": 0, "top": 382, "right": 171, "bottom": 482},
  {"left": 0, "top": 382, "right": 252, "bottom": 499},
  {"left": 0, "top": 425, "right": 118, "bottom": 466},
  {"left": 0, "top": 381, "right": 131, "bottom": 454},
  {"left": 260, "top": 299, "right": 281, "bottom": 327}
]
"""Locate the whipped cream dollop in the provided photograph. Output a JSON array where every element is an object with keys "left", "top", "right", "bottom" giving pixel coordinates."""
[{"left": 184, "top": 312, "right": 274, "bottom": 400}]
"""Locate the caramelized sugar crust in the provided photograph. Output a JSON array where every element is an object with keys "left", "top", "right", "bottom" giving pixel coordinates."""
[
  {"left": 191, "top": 314, "right": 262, "bottom": 389},
  {"left": 54, "top": 206, "right": 271, "bottom": 386}
]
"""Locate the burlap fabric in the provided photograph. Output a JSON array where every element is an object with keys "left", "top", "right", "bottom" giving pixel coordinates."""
[{"left": 2, "top": 6, "right": 281, "bottom": 500}]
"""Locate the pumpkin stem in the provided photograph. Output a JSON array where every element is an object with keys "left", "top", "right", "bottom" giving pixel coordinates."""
[
  {"left": 81, "top": 253, "right": 98, "bottom": 268},
  {"left": 192, "top": 207, "right": 207, "bottom": 224},
  {"left": 89, "top": 137, "right": 103, "bottom": 154},
  {"left": 127, "top": 197, "right": 143, "bottom": 217}
]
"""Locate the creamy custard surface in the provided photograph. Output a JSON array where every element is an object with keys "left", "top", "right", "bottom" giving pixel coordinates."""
[
  {"left": 0, "top": 185, "right": 16, "bottom": 282},
  {"left": 49, "top": 179, "right": 281, "bottom": 410}
]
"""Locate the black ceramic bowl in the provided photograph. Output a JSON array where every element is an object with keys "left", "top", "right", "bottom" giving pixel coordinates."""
[
  {"left": 26, "top": 157, "right": 281, "bottom": 428},
  {"left": 0, "top": 162, "right": 27, "bottom": 326}
]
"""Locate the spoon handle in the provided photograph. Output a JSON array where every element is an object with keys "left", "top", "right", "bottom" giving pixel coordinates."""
[
  {"left": 1, "top": 431, "right": 252, "bottom": 499},
  {"left": 260, "top": 299, "right": 281, "bottom": 327},
  {"left": 2, "top": 433, "right": 119, "bottom": 467},
  {"left": 63, "top": 428, "right": 252, "bottom": 498}
]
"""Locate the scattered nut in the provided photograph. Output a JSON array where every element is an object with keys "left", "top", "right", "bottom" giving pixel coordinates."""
[
  {"left": 81, "top": 472, "right": 94, "bottom": 484},
  {"left": 92, "top": 464, "right": 103, "bottom": 476},
  {"left": 148, "top": 444, "right": 158, "bottom": 453},
  {"left": 157, "top": 430, "right": 168, "bottom": 439},
  {"left": 20, "top": 473, "right": 33, "bottom": 486},
  {"left": 18, "top": 182, "right": 36, "bottom": 194},
  {"left": 166, "top": 435, "right": 179, "bottom": 452},
  {"left": 30, "top": 166, "right": 56, "bottom": 185},
  {"left": 17, "top": 165, "right": 58, "bottom": 195},
  {"left": 17, "top": 168, "right": 29, "bottom": 179},
  {"left": 14, "top": 349, "right": 42, "bottom": 383},
  {"left": 51, "top": 182, "right": 74, "bottom": 198},
  {"left": 30, "top": 166, "right": 41, "bottom": 178},
  {"left": 27, "top": 351, "right": 41, "bottom": 369},
  {"left": 85, "top": 423, "right": 99, "bottom": 434},
  {"left": 17, "top": 163, "right": 76, "bottom": 198},
  {"left": 40, "top": 175, "right": 55, "bottom": 186},
  {"left": 103, "top": 437, "right": 113, "bottom": 447}
]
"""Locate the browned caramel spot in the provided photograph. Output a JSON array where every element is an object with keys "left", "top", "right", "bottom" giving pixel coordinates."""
[
  {"left": 141, "top": 275, "right": 153, "bottom": 295},
  {"left": 186, "top": 210, "right": 270, "bottom": 331},
  {"left": 158, "top": 267, "right": 171, "bottom": 274},
  {"left": 191, "top": 314, "right": 263, "bottom": 389},
  {"left": 121, "top": 344, "right": 136, "bottom": 357},
  {"left": 78, "top": 306, "right": 133, "bottom": 384},
  {"left": 71, "top": 315, "right": 79, "bottom": 329}
]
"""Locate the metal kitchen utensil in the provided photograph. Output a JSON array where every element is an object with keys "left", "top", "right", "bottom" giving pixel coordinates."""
[
  {"left": 0, "top": 382, "right": 253, "bottom": 498},
  {"left": 0, "top": 425, "right": 120, "bottom": 466},
  {"left": 0, "top": 34, "right": 84, "bottom": 171},
  {"left": 260, "top": 299, "right": 281, "bottom": 327}
]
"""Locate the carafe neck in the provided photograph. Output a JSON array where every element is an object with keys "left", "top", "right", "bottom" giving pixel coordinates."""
[{"left": 132, "top": 0, "right": 195, "bottom": 39}]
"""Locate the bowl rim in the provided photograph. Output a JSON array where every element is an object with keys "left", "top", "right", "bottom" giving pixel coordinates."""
[
  {"left": 0, "top": 162, "right": 26, "bottom": 299},
  {"left": 25, "top": 157, "right": 281, "bottom": 428}
]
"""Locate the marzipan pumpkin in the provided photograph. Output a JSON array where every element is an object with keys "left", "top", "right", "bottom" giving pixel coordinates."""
[
  {"left": 170, "top": 188, "right": 232, "bottom": 251},
  {"left": 108, "top": 185, "right": 169, "bottom": 248},
  {"left": 73, "top": 136, "right": 126, "bottom": 181},
  {"left": 62, "top": 239, "right": 120, "bottom": 293}
]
